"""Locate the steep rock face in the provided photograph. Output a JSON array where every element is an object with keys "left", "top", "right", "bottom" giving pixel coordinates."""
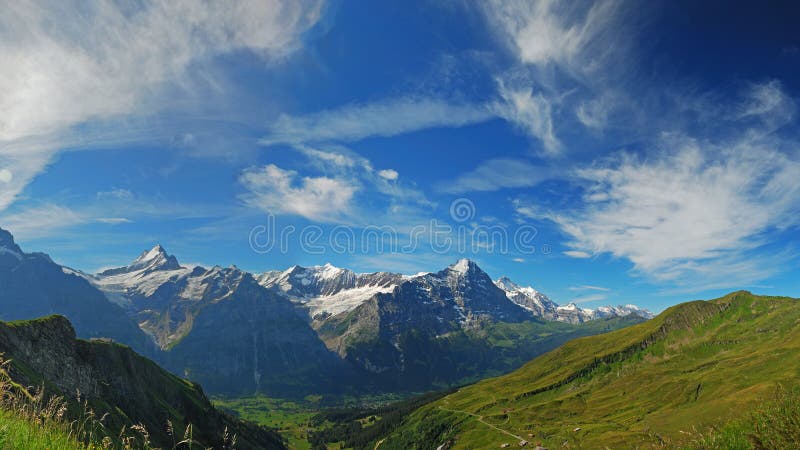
[
  {"left": 0, "top": 228, "right": 153, "bottom": 356},
  {"left": 495, "top": 276, "right": 559, "bottom": 318},
  {"left": 258, "top": 264, "right": 403, "bottom": 320},
  {"left": 85, "top": 248, "right": 355, "bottom": 397},
  {"left": 316, "top": 260, "right": 533, "bottom": 382},
  {"left": 0, "top": 315, "right": 285, "bottom": 450},
  {"left": 163, "top": 275, "right": 354, "bottom": 396}
]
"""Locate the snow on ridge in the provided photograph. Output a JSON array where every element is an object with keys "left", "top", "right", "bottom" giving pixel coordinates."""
[
  {"left": 306, "top": 284, "right": 397, "bottom": 318},
  {"left": 0, "top": 247, "right": 22, "bottom": 260},
  {"left": 449, "top": 258, "right": 473, "bottom": 274},
  {"left": 495, "top": 276, "right": 653, "bottom": 323}
]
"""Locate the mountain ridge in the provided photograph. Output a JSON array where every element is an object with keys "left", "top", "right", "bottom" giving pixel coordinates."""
[
  {"left": 378, "top": 291, "right": 800, "bottom": 449},
  {"left": 0, "top": 227, "right": 653, "bottom": 397},
  {"left": 0, "top": 314, "right": 286, "bottom": 449}
]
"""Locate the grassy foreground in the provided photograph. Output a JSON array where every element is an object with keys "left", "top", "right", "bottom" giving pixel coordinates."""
[
  {"left": 378, "top": 292, "right": 800, "bottom": 449},
  {"left": 0, "top": 408, "right": 81, "bottom": 450}
]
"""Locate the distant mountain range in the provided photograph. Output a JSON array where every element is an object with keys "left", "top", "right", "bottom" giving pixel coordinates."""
[
  {"left": 494, "top": 276, "right": 652, "bottom": 324},
  {"left": 0, "top": 227, "right": 652, "bottom": 396},
  {"left": 256, "top": 257, "right": 652, "bottom": 325}
]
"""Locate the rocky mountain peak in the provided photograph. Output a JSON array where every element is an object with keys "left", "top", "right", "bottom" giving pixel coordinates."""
[
  {"left": 495, "top": 276, "right": 521, "bottom": 291},
  {"left": 448, "top": 258, "right": 479, "bottom": 275},
  {"left": 99, "top": 244, "right": 181, "bottom": 276},
  {"left": 0, "top": 228, "right": 23, "bottom": 255}
]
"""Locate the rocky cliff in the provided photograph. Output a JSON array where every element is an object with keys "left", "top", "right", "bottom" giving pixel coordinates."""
[{"left": 0, "top": 315, "right": 286, "bottom": 450}]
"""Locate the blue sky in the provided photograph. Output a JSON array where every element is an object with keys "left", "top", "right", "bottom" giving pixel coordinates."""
[{"left": 1, "top": 0, "right": 800, "bottom": 312}]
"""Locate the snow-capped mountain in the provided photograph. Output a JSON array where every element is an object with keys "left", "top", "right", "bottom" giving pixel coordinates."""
[
  {"left": 83, "top": 245, "right": 350, "bottom": 394},
  {"left": 257, "top": 264, "right": 403, "bottom": 319},
  {"left": 85, "top": 245, "right": 193, "bottom": 307},
  {"left": 256, "top": 258, "right": 654, "bottom": 329},
  {"left": 313, "top": 259, "right": 534, "bottom": 377},
  {"left": 495, "top": 276, "right": 559, "bottom": 319},
  {"left": 257, "top": 259, "right": 535, "bottom": 327},
  {"left": 595, "top": 304, "right": 654, "bottom": 319},
  {"left": 494, "top": 276, "right": 654, "bottom": 324},
  {"left": 2, "top": 230, "right": 653, "bottom": 395}
]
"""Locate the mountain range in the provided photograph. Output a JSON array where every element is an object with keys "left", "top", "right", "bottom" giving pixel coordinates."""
[{"left": 0, "top": 227, "right": 652, "bottom": 396}]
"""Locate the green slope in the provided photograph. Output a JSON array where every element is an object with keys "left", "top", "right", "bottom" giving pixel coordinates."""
[
  {"left": 0, "top": 315, "right": 286, "bottom": 449},
  {"left": 379, "top": 292, "right": 800, "bottom": 449},
  {"left": 0, "top": 408, "right": 83, "bottom": 450}
]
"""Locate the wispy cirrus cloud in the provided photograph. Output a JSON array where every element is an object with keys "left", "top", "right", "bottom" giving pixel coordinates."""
[
  {"left": 552, "top": 141, "right": 800, "bottom": 279},
  {"left": 1, "top": 188, "right": 226, "bottom": 241},
  {"left": 568, "top": 293, "right": 608, "bottom": 304},
  {"left": 476, "top": 0, "right": 634, "bottom": 152},
  {"left": 257, "top": 0, "right": 626, "bottom": 157},
  {"left": 563, "top": 250, "right": 592, "bottom": 259},
  {"left": 492, "top": 84, "right": 561, "bottom": 154},
  {"left": 569, "top": 285, "right": 610, "bottom": 292},
  {"left": 438, "top": 158, "right": 550, "bottom": 193},
  {"left": 0, "top": 0, "right": 325, "bottom": 212},
  {"left": 260, "top": 97, "right": 494, "bottom": 146},
  {"left": 0, "top": 204, "right": 87, "bottom": 240},
  {"left": 482, "top": 0, "right": 622, "bottom": 75},
  {"left": 510, "top": 81, "right": 800, "bottom": 290},
  {"left": 524, "top": 85, "right": 799, "bottom": 289}
]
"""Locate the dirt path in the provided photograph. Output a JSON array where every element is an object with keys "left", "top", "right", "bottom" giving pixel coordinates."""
[{"left": 437, "top": 406, "right": 524, "bottom": 442}]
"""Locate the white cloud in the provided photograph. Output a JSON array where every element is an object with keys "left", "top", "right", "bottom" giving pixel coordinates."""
[
  {"left": 0, "top": 0, "right": 324, "bottom": 211},
  {"left": 293, "top": 145, "right": 433, "bottom": 209},
  {"left": 547, "top": 132, "right": 800, "bottom": 286},
  {"left": 575, "top": 91, "right": 624, "bottom": 130},
  {"left": 738, "top": 80, "right": 794, "bottom": 119},
  {"left": 482, "top": 0, "right": 621, "bottom": 76},
  {"left": 735, "top": 80, "right": 796, "bottom": 133},
  {"left": 95, "top": 217, "right": 132, "bottom": 224},
  {"left": 0, "top": 204, "right": 87, "bottom": 240},
  {"left": 563, "top": 250, "right": 591, "bottom": 259},
  {"left": 0, "top": 169, "right": 12, "bottom": 184},
  {"left": 479, "top": 0, "right": 630, "bottom": 151},
  {"left": 569, "top": 293, "right": 608, "bottom": 304},
  {"left": 439, "top": 158, "right": 550, "bottom": 193},
  {"left": 378, "top": 169, "right": 399, "bottom": 181},
  {"left": 257, "top": 0, "right": 624, "bottom": 157},
  {"left": 260, "top": 97, "right": 493, "bottom": 146},
  {"left": 492, "top": 85, "right": 561, "bottom": 154},
  {"left": 96, "top": 188, "right": 135, "bottom": 201},
  {"left": 293, "top": 145, "right": 358, "bottom": 169},
  {"left": 569, "top": 285, "right": 610, "bottom": 292},
  {"left": 240, "top": 145, "right": 434, "bottom": 225},
  {"left": 239, "top": 164, "right": 358, "bottom": 223}
]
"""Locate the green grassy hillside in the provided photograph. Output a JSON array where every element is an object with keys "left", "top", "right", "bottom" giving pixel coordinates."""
[
  {"left": 379, "top": 292, "right": 800, "bottom": 449},
  {"left": 0, "top": 409, "right": 82, "bottom": 450},
  {"left": 0, "top": 315, "right": 286, "bottom": 449}
]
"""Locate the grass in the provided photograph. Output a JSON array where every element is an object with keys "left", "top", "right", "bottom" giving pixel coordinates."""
[
  {"left": 214, "top": 391, "right": 457, "bottom": 450},
  {"left": 685, "top": 385, "right": 800, "bottom": 449},
  {"left": 214, "top": 395, "right": 317, "bottom": 450},
  {"left": 380, "top": 292, "right": 800, "bottom": 449},
  {"left": 0, "top": 407, "right": 81, "bottom": 450},
  {"left": 0, "top": 356, "right": 238, "bottom": 450}
]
